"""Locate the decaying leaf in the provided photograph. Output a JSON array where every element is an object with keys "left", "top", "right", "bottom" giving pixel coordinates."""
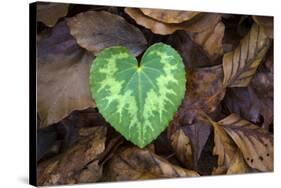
[
  {"left": 191, "top": 21, "right": 225, "bottom": 61},
  {"left": 206, "top": 115, "right": 250, "bottom": 174},
  {"left": 140, "top": 8, "right": 200, "bottom": 24},
  {"left": 253, "top": 16, "right": 273, "bottom": 39},
  {"left": 37, "top": 126, "right": 107, "bottom": 186},
  {"left": 67, "top": 11, "right": 147, "bottom": 56},
  {"left": 102, "top": 146, "right": 199, "bottom": 181},
  {"left": 37, "top": 20, "right": 89, "bottom": 64},
  {"left": 222, "top": 23, "right": 271, "bottom": 87},
  {"left": 37, "top": 2, "right": 69, "bottom": 27},
  {"left": 38, "top": 59, "right": 95, "bottom": 128},
  {"left": 125, "top": 8, "right": 221, "bottom": 35},
  {"left": 170, "top": 128, "right": 193, "bottom": 169},
  {"left": 219, "top": 114, "right": 273, "bottom": 171}
]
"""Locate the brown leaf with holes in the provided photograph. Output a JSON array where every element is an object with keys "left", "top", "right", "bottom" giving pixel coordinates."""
[
  {"left": 67, "top": 11, "right": 147, "bottom": 56},
  {"left": 102, "top": 146, "right": 199, "bottom": 181},
  {"left": 37, "top": 126, "right": 107, "bottom": 186},
  {"left": 191, "top": 21, "right": 225, "bottom": 61},
  {"left": 207, "top": 115, "right": 250, "bottom": 175},
  {"left": 125, "top": 8, "right": 221, "bottom": 35},
  {"left": 219, "top": 114, "right": 273, "bottom": 171},
  {"left": 140, "top": 8, "right": 200, "bottom": 24},
  {"left": 38, "top": 60, "right": 95, "bottom": 128},
  {"left": 253, "top": 16, "right": 273, "bottom": 39},
  {"left": 37, "top": 2, "right": 69, "bottom": 27},
  {"left": 222, "top": 23, "right": 271, "bottom": 87}
]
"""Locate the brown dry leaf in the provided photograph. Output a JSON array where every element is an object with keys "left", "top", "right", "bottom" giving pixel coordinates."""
[
  {"left": 170, "top": 128, "right": 193, "bottom": 169},
  {"left": 37, "top": 20, "right": 90, "bottom": 65},
  {"left": 67, "top": 11, "right": 147, "bottom": 56},
  {"left": 219, "top": 114, "right": 273, "bottom": 171},
  {"left": 169, "top": 65, "right": 225, "bottom": 170},
  {"left": 252, "top": 16, "right": 273, "bottom": 39},
  {"left": 140, "top": 8, "right": 200, "bottom": 23},
  {"left": 207, "top": 116, "right": 250, "bottom": 175},
  {"left": 38, "top": 59, "right": 95, "bottom": 128},
  {"left": 37, "top": 2, "right": 69, "bottom": 27},
  {"left": 37, "top": 126, "right": 107, "bottom": 186},
  {"left": 222, "top": 23, "right": 271, "bottom": 87},
  {"left": 102, "top": 146, "right": 199, "bottom": 181},
  {"left": 125, "top": 8, "right": 221, "bottom": 35},
  {"left": 192, "top": 21, "right": 225, "bottom": 61},
  {"left": 169, "top": 114, "right": 211, "bottom": 170}
]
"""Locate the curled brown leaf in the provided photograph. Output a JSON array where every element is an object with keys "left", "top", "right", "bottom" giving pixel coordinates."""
[
  {"left": 222, "top": 23, "right": 271, "bottom": 87},
  {"left": 140, "top": 8, "right": 200, "bottom": 24},
  {"left": 125, "top": 8, "right": 221, "bottom": 35},
  {"left": 252, "top": 16, "right": 273, "bottom": 39},
  {"left": 191, "top": 21, "right": 225, "bottom": 61}
]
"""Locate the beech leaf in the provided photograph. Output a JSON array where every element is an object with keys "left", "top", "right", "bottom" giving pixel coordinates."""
[
  {"left": 219, "top": 114, "right": 273, "bottom": 171},
  {"left": 90, "top": 43, "right": 186, "bottom": 148},
  {"left": 222, "top": 23, "right": 271, "bottom": 87},
  {"left": 252, "top": 16, "right": 273, "bottom": 39},
  {"left": 67, "top": 11, "right": 147, "bottom": 56}
]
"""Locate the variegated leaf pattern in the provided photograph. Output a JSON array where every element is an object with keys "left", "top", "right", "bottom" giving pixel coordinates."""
[
  {"left": 219, "top": 114, "right": 273, "bottom": 171},
  {"left": 223, "top": 23, "right": 271, "bottom": 87},
  {"left": 90, "top": 43, "right": 186, "bottom": 148}
]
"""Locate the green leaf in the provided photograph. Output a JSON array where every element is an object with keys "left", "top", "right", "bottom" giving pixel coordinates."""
[{"left": 90, "top": 43, "right": 186, "bottom": 148}]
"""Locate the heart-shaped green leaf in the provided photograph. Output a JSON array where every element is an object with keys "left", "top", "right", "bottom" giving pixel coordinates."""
[{"left": 90, "top": 43, "right": 186, "bottom": 148}]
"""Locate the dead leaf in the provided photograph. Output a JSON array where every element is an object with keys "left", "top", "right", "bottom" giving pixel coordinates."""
[
  {"left": 169, "top": 128, "right": 193, "bottom": 169},
  {"left": 67, "top": 10, "right": 147, "bottom": 56},
  {"left": 125, "top": 8, "right": 221, "bottom": 35},
  {"left": 102, "top": 146, "right": 199, "bottom": 181},
  {"left": 222, "top": 23, "right": 271, "bottom": 87},
  {"left": 140, "top": 8, "right": 200, "bottom": 23},
  {"left": 37, "top": 2, "right": 69, "bottom": 27},
  {"left": 167, "top": 31, "right": 215, "bottom": 68},
  {"left": 205, "top": 115, "right": 250, "bottom": 174},
  {"left": 37, "top": 20, "right": 89, "bottom": 65},
  {"left": 191, "top": 21, "right": 225, "bottom": 61},
  {"left": 37, "top": 126, "right": 107, "bottom": 186},
  {"left": 219, "top": 114, "right": 273, "bottom": 171},
  {"left": 38, "top": 59, "right": 95, "bottom": 128},
  {"left": 252, "top": 16, "right": 273, "bottom": 39}
]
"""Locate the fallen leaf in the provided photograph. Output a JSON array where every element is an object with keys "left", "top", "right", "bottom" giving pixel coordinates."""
[
  {"left": 252, "top": 16, "right": 273, "bottom": 39},
  {"left": 140, "top": 8, "right": 200, "bottom": 24},
  {"left": 169, "top": 128, "right": 193, "bottom": 169},
  {"left": 102, "top": 146, "right": 199, "bottom": 181},
  {"left": 205, "top": 114, "right": 250, "bottom": 174},
  {"left": 219, "top": 114, "right": 273, "bottom": 171},
  {"left": 125, "top": 8, "right": 221, "bottom": 35},
  {"left": 37, "top": 2, "right": 69, "bottom": 27},
  {"left": 167, "top": 31, "right": 215, "bottom": 68},
  {"left": 67, "top": 11, "right": 147, "bottom": 56},
  {"left": 37, "top": 126, "right": 107, "bottom": 186},
  {"left": 222, "top": 23, "right": 271, "bottom": 87},
  {"left": 191, "top": 21, "right": 225, "bottom": 61},
  {"left": 38, "top": 59, "right": 95, "bottom": 128}
]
